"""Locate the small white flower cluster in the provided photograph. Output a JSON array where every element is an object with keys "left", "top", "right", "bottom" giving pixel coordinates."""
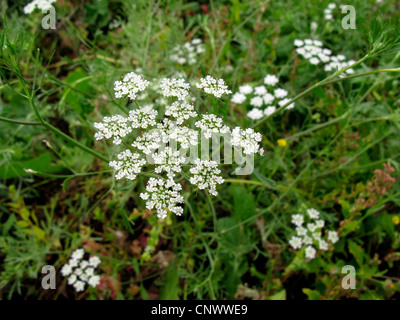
[
  {"left": 196, "top": 76, "right": 232, "bottom": 98},
  {"left": 94, "top": 114, "right": 132, "bottom": 145},
  {"left": 109, "top": 149, "right": 147, "bottom": 180},
  {"left": 140, "top": 178, "right": 184, "bottom": 219},
  {"left": 160, "top": 77, "right": 190, "bottom": 101},
  {"left": 324, "top": 3, "right": 337, "bottom": 20},
  {"left": 95, "top": 73, "right": 264, "bottom": 219},
  {"left": 61, "top": 249, "right": 101, "bottom": 292},
  {"left": 231, "top": 74, "right": 295, "bottom": 121},
  {"left": 294, "top": 39, "right": 356, "bottom": 76},
  {"left": 289, "top": 208, "right": 339, "bottom": 260},
  {"left": 170, "top": 38, "right": 205, "bottom": 65},
  {"left": 128, "top": 105, "right": 158, "bottom": 129},
  {"left": 195, "top": 114, "right": 230, "bottom": 139},
  {"left": 23, "top": 0, "right": 56, "bottom": 14},
  {"left": 231, "top": 127, "right": 263, "bottom": 155},
  {"left": 190, "top": 159, "right": 224, "bottom": 196},
  {"left": 165, "top": 101, "right": 197, "bottom": 125},
  {"left": 114, "top": 72, "right": 150, "bottom": 100}
]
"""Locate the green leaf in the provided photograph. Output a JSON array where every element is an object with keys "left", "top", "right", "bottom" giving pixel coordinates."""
[
  {"left": 348, "top": 240, "right": 364, "bottom": 267},
  {"left": 252, "top": 169, "right": 277, "bottom": 189}
]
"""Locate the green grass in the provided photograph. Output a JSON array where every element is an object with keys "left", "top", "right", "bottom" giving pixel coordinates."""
[{"left": 0, "top": 0, "right": 399, "bottom": 300}]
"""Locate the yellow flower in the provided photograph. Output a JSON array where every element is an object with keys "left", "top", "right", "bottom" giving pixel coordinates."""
[
  {"left": 277, "top": 139, "right": 287, "bottom": 147},
  {"left": 392, "top": 216, "right": 400, "bottom": 225}
]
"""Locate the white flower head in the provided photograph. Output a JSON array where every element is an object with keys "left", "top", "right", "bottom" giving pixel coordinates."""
[
  {"left": 264, "top": 106, "right": 276, "bottom": 116},
  {"left": 239, "top": 85, "right": 253, "bottom": 95},
  {"left": 231, "top": 92, "right": 247, "bottom": 104},
  {"left": 195, "top": 114, "right": 230, "bottom": 139},
  {"left": 305, "top": 246, "right": 317, "bottom": 259},
  {"left": 61, "top": 264, "right": 73, "bottom": 277},
  {"left": 165, "top": 101, "right": 197, "bottom": 124},
  {"left": 307, "top": 208, "right": 320, "bottom": 219},
  {"left": 114, "top": 72, "right": 150, "bottom": 100},
  {"left": 140, "top": 178, "right": 184, "bottom": 219},
  {"left": 88, "top": 275, "right": 101, "bottom": 288},
  {"left": 195, "top": 75, "right": 232, "bottom": 98},
  {"left": 71, "top": 249, "right": 85, "bottom": 260},
  {"left": 89, "top": 256, "right": 102, "bottom": 268},
  {"left": 328, "top": 231, "right": 339, "bottom": 244},
  {"left": 109, "top": 150, "right": 146, "bottom": 181},
  {"left": 289, "top": 236, "right": 303, "bottom": 250},
  {"left": 250, "top": 96, "right": 264, "bottom": 107},
  {"left": 291, "top": 214, "right": 304, "bottom": 227},
  {"left": 264, "top": 74, "right": 279, "bottom": 86},
  {"left": 189, "top": 159, "right": 224, "bottom": 196},
  {"left": 160, "top": 77, "right": 190, "bottom": 101},
  {"left": 128, "top": 105, "right": 158, "bottom": 129},
  {"left": 247, "top": 108, "right": 264, "bottom": 120},
  {"left": 94, "top": 115, "right": 132, "bottom": 145},
  {"left": 230, "top": 127, "right": 263, "bottom": 155}
]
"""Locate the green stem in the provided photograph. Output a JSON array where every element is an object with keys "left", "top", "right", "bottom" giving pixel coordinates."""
[{"left": 0, "top": 116, "right": 41, "bottom": 126}]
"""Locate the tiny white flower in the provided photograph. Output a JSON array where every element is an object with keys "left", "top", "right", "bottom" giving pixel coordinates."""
[
  {"left": 239, "top": 85, "right": 253, "bottom": 95},
  {"left": 89, "top": 256, "right": 102, "bottom": 268},
  {"left": 88, "top": 275, "right": 101, "bottom": 288},
  {"left": 291, "top": 214, "right": 304, "bottom": 227},
  {"left": 328, "top": 231, "right": 339, "bottom": 244},
  {"left": 73, "top": 280, "right": 86, "bottom": 292},
  {"left": 231, "top": 92, "right": 247, "bottom": 104},
  {"left": 247, "top": 108, "right": 264, "bottom": 120},
  {"left": 250, "top": 96, "right": 263, "bottom": 107},
  {"left": 307, "top": 208, "right": 320, "bottom": 219},
  {"left": 305, "top": 246, "right": 317, "bottom": 259},
  {"left": 196, "top": 75, "right": 232, "bottom": 98},
  {"left": 61, "top": 264, "right": 73, "bottom": 277},
  {"left": 289, "top": 236, "right": 303, "bottom": 250},
  {"left": 71, "top": 249, "right": 85, "bottom": 260},
  {"left": 264, "top": 106, "right": 276, "bottom": 116},
  {"left": 263, "top": 74, "right": 279, "bottom": 86}
]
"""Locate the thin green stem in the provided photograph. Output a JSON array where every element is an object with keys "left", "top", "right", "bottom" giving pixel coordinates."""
[{"left": 0, "top": 116, "right": 41, "bottom": 126}]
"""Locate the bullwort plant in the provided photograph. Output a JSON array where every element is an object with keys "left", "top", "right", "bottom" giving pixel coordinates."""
[{"left": 93, "top": 73, "right": 263, "bottom": 219}]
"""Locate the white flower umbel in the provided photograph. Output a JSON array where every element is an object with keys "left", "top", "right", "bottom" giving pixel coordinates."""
[
  {"left": 230, "top": 127, "right": 263, "bottom": 155},
  {"left": 23, "top": 0, "right": 56, "bottom": 14},
  {"left": 264, "top": 106, "right": 276, "bottom": 116},
  {"left": 152, "top": 147, "right": 186, "bottom": 179},
  {"left": 170, "top": 39, "right": 204, "bottom": 65},
  {"left": 109, "top": 150, "right": 146, "bottom": 180},
  {"left": 114, "top": 72, "right": 150, "bottom": 100},
  {"left": 94, "top": 115, "right": 131, "bottom": 145},
  {"left": 295, "top": 39, "right": 356, "bottom": 76},
  {"left": 128, "top": 105, "right": 158, "bottom": 129},
  {"left": 231, "top": 75, "right": 295, "bottom": 120},
  {"left": 289, "top": 236, "right": 303, "bottom": 250},
  {"left": 239, "top": 85, "right": 253, "bottom": 95},
  {"left": 189, "top": 159, "right": 224, "bottom": 196},
  {"left": 140, "top": 178, "right": 184, "bottom": 219},
  {"left": 195, "top": 114, "right": 230, "bottom": 139},
  {"left": 61, "top": 249, "right": 102, "bottom": 292},
  {"left": 288, "top": 208, "right": 339, "bottom": 260},
  {"left": 264, "top": 74, "right": 279, "bottom": 86},
  {"left": 132, "top": 130, "right": 164, "bottom": 155},
  {"left": 95, "top": 74, "right": 265, "bottom": 219},
  {"left": 165, "top": 101, "right": 197, "bottom": 125},
  {"left": 231, "top": 92, "right": 247, "bottom": 104},
  {"left": 278, "top": 98, "right": 295, "bottom": 110},
  {"left": 196, "top": 75, "right": 232, "bottom": 98},
  {"left": 159, "top": 119, "right": 199, "bottom": 149},
  {"left": 305, "top": 246, "right": 317, "bottom": 259},
  {"left": 160, "top": 77, "right": 190, "bottom": 101},
  {"left": 247, "top": 108, "right": 264, "bottom": 120}
]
